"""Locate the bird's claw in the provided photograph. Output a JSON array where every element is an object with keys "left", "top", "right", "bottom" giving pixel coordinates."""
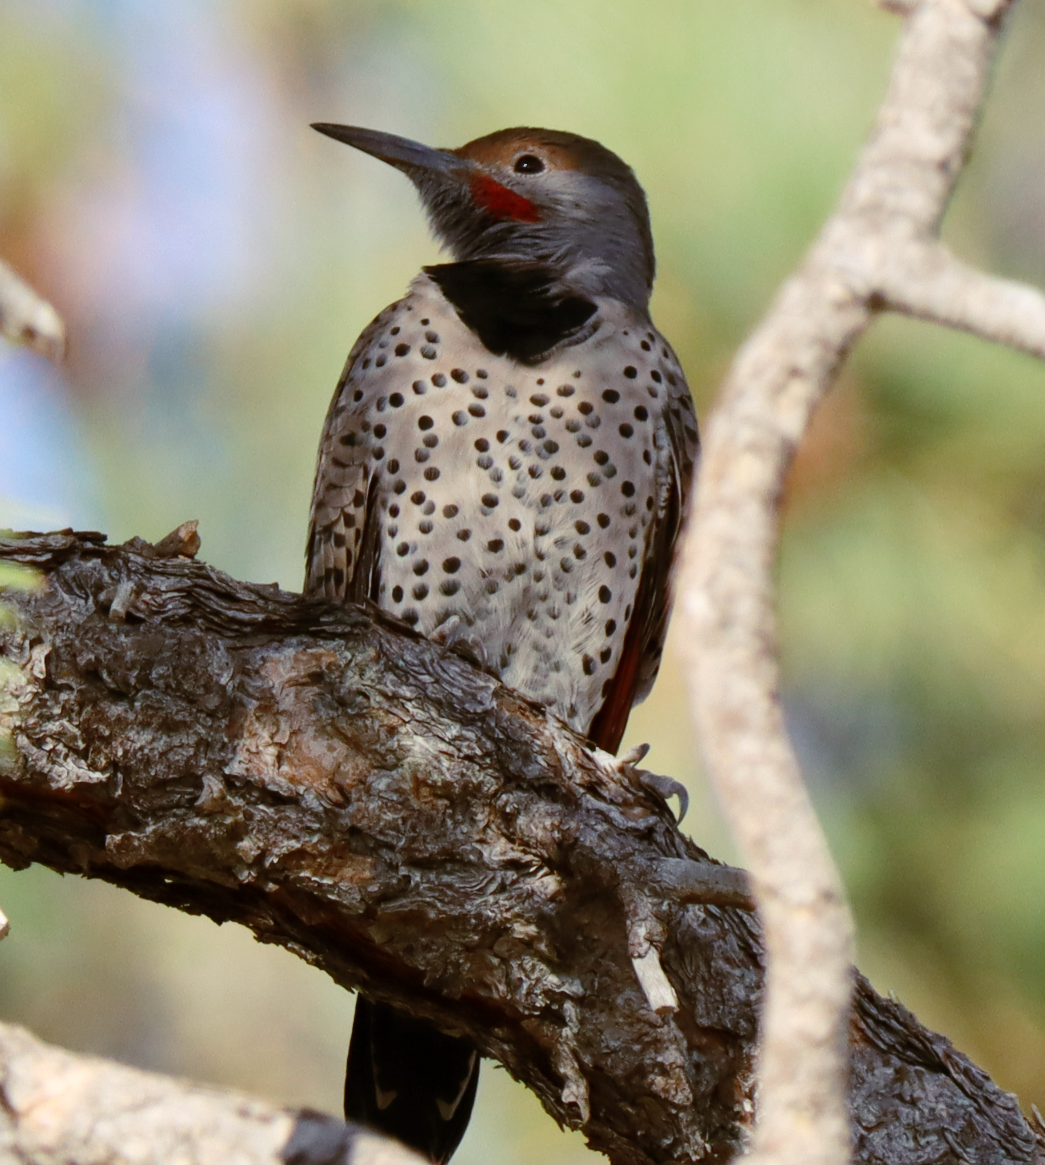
[
  {"left": 637, "top": 771, "right": 689, "bottom": 823},
  {"left": 618, "top": 742, "right": 650, "bottom": 767},
  {"left": 605, "top": 743, "right": 688, "bottom": 822}
]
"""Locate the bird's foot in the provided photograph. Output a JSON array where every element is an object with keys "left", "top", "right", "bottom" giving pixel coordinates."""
[
  {"left": 637, "top": 771, "right": 689, "bottom": 823},
  {"left": 603, "top": 743, "right": 688, "bottom": 822}
]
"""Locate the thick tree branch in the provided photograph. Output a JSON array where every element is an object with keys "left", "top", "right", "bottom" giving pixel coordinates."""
[
  {"left": 0, "top": 530, "right": 1038, "bottom": 1165},
  {"left": 0, "top": 1019, "right": 423, "bottom": 1165},
  {"left": 677, "top": 2, "right": 1040, "bottom": 1164}
]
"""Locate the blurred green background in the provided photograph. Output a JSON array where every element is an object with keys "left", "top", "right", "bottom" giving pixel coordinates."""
[{"left": 2, "top": 0, "right": 1045, "bottom": 1158}]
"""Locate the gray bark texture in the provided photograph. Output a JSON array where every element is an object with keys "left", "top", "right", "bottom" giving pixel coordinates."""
[{"left": 0, "top": 529, "right": 1039, "bottom": 1165}]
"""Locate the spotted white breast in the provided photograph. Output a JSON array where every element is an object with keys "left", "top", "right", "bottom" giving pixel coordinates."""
[{"left": 307, "top": 273, "right": 697, "bottom": 741}]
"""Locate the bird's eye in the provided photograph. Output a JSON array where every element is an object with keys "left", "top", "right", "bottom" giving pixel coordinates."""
[{"left": 513, "top": 154, "right": 545, "bottom": 174}]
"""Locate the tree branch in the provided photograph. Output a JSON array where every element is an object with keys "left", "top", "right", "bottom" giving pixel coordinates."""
[
  {"left": 0, "top": 530, "right": 1038, "bottom": 1165},
  {"left": 0, "top": 257, "right": 66, "bottom": 363},
  {"left": 0, "top": 1018, "right": 424, "bottom": 1165},
  {"left": 677, "top": 2, "right": 1041, "bottom": 1164},
  {"left": 878, "top": 242, "right": 1045, "bottom": 357}
]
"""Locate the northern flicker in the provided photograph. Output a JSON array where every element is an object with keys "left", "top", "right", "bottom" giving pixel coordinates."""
[{"left": 306, "top": 123, "right": 699, "bottom": 1164}]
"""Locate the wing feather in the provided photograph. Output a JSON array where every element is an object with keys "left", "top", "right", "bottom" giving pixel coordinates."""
[
  {"left": 588, "top": 344, "right": 698, "bottom": 753},
  {"left": 305, "top": 311, "right": 393, "bottom": 601}
]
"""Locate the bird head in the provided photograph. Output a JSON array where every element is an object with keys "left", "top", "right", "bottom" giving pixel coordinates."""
[{"left": 312, "top": 124, "right": 655, "bottom": 310}]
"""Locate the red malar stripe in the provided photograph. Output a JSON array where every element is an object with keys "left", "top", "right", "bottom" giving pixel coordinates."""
[{"left": 469, "top": 174, "right": 541, "bottom": 223}]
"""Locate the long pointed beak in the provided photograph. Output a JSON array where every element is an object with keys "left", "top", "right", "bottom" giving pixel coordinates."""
[{"left": 311, "top": 124, "right": 463, "bottom": 178}]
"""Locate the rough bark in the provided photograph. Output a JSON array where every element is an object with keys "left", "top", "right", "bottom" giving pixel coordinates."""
[{"left": 0, "top": 529, "right": 1038, "bottom": 1165}]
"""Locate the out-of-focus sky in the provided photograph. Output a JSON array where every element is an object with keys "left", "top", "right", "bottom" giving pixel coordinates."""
[{"left": 2, "top": 0, "right": 1045, "bottom": 1158}]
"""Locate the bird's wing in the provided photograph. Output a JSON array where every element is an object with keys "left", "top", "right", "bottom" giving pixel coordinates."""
[
  {"left": 305, "top": 310, "right": 392, "bottom": 602},
  {"left": 588, "top": 343, "right": 699, "bottom": 754}
]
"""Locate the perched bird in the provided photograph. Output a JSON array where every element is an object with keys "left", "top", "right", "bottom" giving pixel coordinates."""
[{"left": 306, "top": 123, "right": 699, "bottom": 1164}]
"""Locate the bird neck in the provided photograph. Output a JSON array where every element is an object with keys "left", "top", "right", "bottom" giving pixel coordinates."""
[{"left": 422, "top": 258, "right": 606, "bottom": 365}]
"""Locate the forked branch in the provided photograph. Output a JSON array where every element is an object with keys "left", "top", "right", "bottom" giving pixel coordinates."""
[{"left": 678, "top": 2, "right": 1044, "bottom": 1164}]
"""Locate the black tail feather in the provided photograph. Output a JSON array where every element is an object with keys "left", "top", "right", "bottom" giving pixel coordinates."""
[{"left": 345, "top": 998, "right": 480, "bottom": 1164}]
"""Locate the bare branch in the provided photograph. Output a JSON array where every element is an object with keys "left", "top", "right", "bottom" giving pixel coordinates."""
[
  {"left": 677, "top": 1, "right": 1036, "bottom": 1164},
  {"left": 0, "top": 257, "right": 66, "bottom": 363},
  {"left": 0, "top": 1019, "right": 424, "bottom": 1165},
  {"left": 0, "top": 530, "right": 1038, "bottom": 1165},
  {"left": 878, "top": 242, "right": 1045, "bottom": 358}
]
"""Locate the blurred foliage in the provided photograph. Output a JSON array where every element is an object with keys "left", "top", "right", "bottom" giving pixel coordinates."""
[{"left": 1, "top": 0, "right": 1045, "bottom": 1158}]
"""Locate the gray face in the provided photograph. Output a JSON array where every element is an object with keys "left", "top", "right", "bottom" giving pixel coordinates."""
[
  {"left": 441, "top": 167, "right": 655, "bottom": 311},
  {"left": 311, "top": 123, "right": 657, "bottom": 311},
  {"left": 411, "top": 137, "right": 655, "bottom": 311}
]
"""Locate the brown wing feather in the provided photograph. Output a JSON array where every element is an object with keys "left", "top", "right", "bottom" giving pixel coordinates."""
[
  {"left": 588, "top": 352, "right": 698, "bottom": 754},
  {"left": 305, "top": 310, "right": 395, "bottom": 601}
]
